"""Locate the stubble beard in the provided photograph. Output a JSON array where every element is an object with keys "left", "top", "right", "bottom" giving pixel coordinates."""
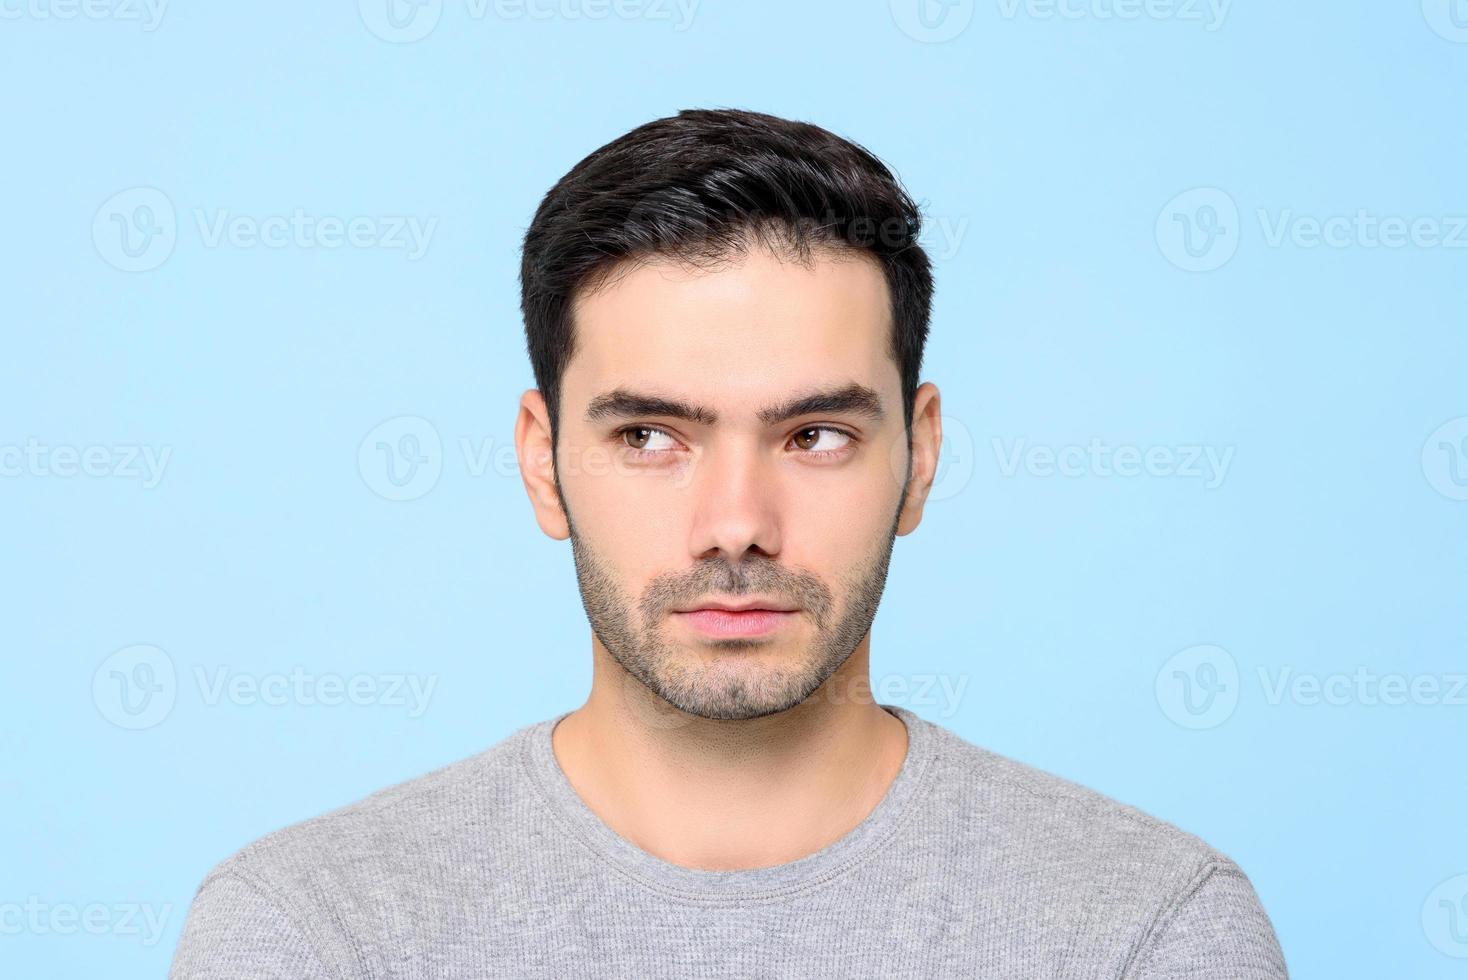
[{"left": 564, "top": 496, "right": 905, "bottom": 723}]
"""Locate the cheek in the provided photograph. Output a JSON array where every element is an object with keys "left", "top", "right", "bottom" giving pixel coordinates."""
[
  {"left": 572, "top": 462, "right": 691, "bottom": 527},
  {"left": 565, "top": 460, "right": 692, "bottom": 578},
  {"left": 782, "top": 467, "right": 900, "bottom": 568}
]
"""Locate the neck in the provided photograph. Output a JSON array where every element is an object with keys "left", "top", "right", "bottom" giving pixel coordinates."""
[{"left": 550, "top": 634, "right": 909, "bottom": 872}]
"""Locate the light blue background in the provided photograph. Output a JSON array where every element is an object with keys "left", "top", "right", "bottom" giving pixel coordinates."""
[{"left": 3, "top": 1, "right": 1466, "bottom": 976}]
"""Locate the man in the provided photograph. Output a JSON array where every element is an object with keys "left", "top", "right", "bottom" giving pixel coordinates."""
[{"left": 170, "top": 108, "right": 1288, "bottom": 978}]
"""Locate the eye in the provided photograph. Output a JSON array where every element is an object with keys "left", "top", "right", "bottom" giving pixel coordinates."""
[
  {"left": 790, "top": 426, "right": 854, "bottom": 455},
  {"left": 619, "top": 425, "right": 681, "bottom": 454}
]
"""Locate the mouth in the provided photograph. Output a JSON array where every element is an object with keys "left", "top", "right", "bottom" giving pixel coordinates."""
[{"left": 669, "top": 599, "right": 801, "bottom": 639}]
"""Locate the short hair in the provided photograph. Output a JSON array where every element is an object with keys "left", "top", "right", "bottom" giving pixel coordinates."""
[{"left": 518, "top": 107, "right": 934, "bottom": 451}]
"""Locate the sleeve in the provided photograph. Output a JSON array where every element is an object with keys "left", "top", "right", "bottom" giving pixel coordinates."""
[
  {"left": 168, "top": 871, "right": 339, "bottom": 980},
  {"left": 1130, "top": 861, "right": 1289, "bottom": 979}
]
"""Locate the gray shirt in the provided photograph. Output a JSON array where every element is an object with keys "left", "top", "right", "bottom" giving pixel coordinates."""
[{"left": 169, "top": 704, "right": 1288, "bottom": 978}]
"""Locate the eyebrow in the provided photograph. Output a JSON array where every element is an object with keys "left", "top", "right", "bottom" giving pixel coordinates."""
[{"left": 583, "top": 382, "right": 886, "bottom": 428}]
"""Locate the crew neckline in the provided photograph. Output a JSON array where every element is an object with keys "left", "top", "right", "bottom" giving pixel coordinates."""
[{"left": 520, "top": 703, "right": 938, "bottom": 905}]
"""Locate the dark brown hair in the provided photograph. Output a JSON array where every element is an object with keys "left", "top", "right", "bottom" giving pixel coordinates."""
[{"left": 519, "top": 107, "right": 934, "bottom": 450}]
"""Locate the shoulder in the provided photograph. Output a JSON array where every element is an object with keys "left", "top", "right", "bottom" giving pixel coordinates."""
[
  {"left": 178, "top": 722, "right": 537, "bottom": 933},
  {"left": 916, "top": 718, "right": 1225, "bottom": 867},
  {"left": 903, "top": 715, "right": 1285, "bottom": 974},
  {"left": 226, "top": 726, "right": 526, "bottom": 877},
  {"left": 172, "top": 721, "right": 545, "bottom": 977}
]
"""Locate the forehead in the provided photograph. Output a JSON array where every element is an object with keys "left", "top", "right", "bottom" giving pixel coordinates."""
[{"left": 564, "top": 246, "right": 895, "bottom": 414}]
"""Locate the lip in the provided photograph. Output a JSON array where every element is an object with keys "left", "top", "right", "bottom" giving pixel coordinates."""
[
  {"left": 670, "top": 607, "right": 799, "bottom": 638},
  {"left": 672, "top": 597, "right": 799, "bottom": 613}
]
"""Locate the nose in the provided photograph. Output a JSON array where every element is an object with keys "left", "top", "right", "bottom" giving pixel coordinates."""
[{"left": 685, "top": 439, "right": 783, "bottom": 567}]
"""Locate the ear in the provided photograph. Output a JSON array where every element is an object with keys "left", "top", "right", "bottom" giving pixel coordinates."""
[
  {"left": 896, "top": 382, "right": 942, "bottom": 536},
  {"left": 515, "top": 388, "right": 570, "bottom": 541}
]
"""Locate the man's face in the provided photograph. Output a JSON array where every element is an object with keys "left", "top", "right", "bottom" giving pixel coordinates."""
[{"left": 545, "top": 244, "right": 916, "bottom": 722}]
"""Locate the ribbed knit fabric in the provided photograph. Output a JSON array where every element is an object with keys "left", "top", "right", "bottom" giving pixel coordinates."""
[{"left": 169, "top": 705, "right": 1288, "bottom": 978}]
